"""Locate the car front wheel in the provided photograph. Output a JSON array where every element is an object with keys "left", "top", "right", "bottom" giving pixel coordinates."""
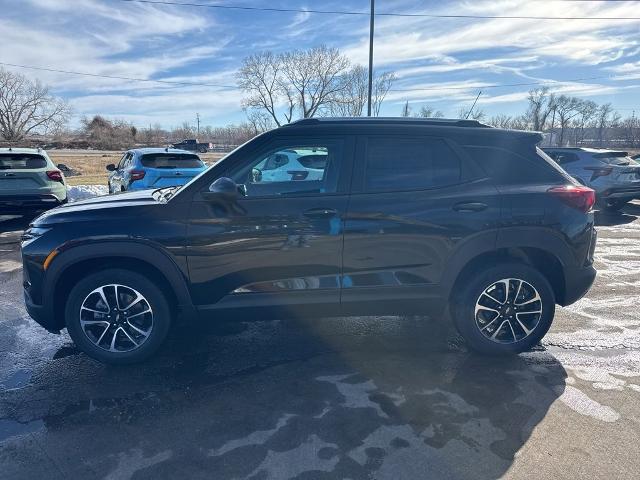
[
  {"left": 451, "top": 263, "right": 555, "bottom": 354},
  {"left": 65, "top": 269, "right": 171, "bottom": 364}
]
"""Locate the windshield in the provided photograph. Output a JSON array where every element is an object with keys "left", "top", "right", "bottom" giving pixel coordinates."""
[
  {"left": 140, "top": 153, "right": 204, "bottom": 169},
  {"left": 0, "top": 154, "right": 47, "bottom": 170}
]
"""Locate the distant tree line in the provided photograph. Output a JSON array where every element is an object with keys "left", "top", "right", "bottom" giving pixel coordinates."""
[
  {"left": 2, "top": 63, "right": 639, "bottom": 150},
  {"left": 402, "top": 87, "right": 640, "bottom": 148}
]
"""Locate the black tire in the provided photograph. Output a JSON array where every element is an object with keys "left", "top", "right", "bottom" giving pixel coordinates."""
[
  {"left": 65, "top": 269, "right": 172, "bottom": 364},
  {"left": 451, "top": 263, "right": 555, "bottom": 355}
]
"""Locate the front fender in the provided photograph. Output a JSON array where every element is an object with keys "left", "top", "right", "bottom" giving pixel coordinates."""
[{"left": 44, "top": 239, "right": 194, "bottom": 320}]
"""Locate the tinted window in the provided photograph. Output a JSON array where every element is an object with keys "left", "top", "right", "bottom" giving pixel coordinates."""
[
  {"left": 0, "top": 154, "right": 47, "bottom": 170},
  {"left": 141, "top": 153, "right": 203, "bottom": 169},
  {"left": 365, "top": 137, "right": 461, "bottom": 192},
  {"left": 230, "top": 143, "right": 341, "bottom": 197},
  {"left": 464, "top": 146, "right": 564, "bottom": 184}
]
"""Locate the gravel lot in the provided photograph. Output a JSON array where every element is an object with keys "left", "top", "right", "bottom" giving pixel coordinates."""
[{"left": 0, "top": 204, "right": 639, "bottom": 479}]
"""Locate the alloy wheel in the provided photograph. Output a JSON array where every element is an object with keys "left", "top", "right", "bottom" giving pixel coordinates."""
[
  {"left": 79, "top": 284, "right": 153, "bottom": 352},
  {"left": 474, "top": 278, "right": 543, "bottom": 344}
]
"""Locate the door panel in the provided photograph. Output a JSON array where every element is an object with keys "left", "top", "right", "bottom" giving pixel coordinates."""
[
  {"left": 341, "top": 135, "right": 500, "bottom": 313},
  {"left": 186, "top": 136, "right": 354, "bottom": 313}
]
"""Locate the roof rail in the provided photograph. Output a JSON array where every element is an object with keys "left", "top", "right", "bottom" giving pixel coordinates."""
[{"left": 286, "top": 117, "right": 492, "bottom": 128}]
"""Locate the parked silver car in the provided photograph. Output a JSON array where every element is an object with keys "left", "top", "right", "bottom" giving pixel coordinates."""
[{"left": 543, "top": 147, "right": 640, "bottom": 210}]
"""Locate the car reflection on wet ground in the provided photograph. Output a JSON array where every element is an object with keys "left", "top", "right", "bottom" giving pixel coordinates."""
[{"left": 1, "top": 206, "right": 639, "bottom": 479}]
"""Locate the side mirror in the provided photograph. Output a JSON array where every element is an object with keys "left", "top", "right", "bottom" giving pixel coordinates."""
[
  {"left": 251, "top": 167, "right": 263, "bottom": 183},
  {"left": 203, "top": 177, "right": 242, "bottom": 200},
  {"left": 106, "top": 164, "right": 116, "bottom": 172}
]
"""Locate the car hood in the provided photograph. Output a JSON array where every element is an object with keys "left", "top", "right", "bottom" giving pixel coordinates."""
[{"left": 33, "top": 189, "right": 161, "bottom": 226}]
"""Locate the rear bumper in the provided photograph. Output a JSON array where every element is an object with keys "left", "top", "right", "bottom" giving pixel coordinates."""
[
  {"left": 560, "top": 264, "right": 597, "bottom": 306},
  {"left": 0, "top": 194, "right": 66, "bottom": 214},
  {"left": 600, "top": 185, "right": 640, "bottom": 200}
]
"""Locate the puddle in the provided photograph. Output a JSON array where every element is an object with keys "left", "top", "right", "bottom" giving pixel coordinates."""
[
  {"left": 1, "top": 369, "right": 32, "bottom": 390},
  {"left": 0, "top": 419, "right": 44, "bottom": 443}
]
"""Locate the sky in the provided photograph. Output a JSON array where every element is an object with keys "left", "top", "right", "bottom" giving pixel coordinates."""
[{"left": 2, "top": 0, "right": 640, "bottom": 129}]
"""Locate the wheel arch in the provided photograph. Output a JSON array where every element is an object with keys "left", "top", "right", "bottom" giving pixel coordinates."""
[
  {"left": 45, "top": 241, "right": 194, "bottom": 330},
  {"left": 443, "top": 228, "right": 575, "bottom": 306}
]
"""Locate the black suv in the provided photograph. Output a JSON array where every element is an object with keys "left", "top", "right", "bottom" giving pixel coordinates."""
[{"left": 21, "top": 118, "right": 597, "bottom": 364}]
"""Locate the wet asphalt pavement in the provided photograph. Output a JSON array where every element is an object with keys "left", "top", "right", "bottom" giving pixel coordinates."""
[{"left": 1, "top": 207, "right": 639, "bottom": 479}]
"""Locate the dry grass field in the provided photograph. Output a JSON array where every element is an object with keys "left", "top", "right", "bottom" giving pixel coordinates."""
[{"left": 47, "top": 150, "right": 226, "bottom": 186}]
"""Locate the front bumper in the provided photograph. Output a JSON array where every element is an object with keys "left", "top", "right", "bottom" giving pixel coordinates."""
[
  {"left": 0, "top": 194, "right": 66, "bottom": 214},
  {"left": 24, "top": 285, "right": 59, "bottom": 333}
]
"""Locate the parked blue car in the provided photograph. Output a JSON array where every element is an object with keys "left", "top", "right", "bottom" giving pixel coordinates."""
[{"left": 107, "top": 148, "right": 207, "bottom": 193}]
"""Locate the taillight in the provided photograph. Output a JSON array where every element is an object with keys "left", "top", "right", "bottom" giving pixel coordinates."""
[
  {"left": 46, "top": 170, "right": 63, "bottom": 182},
  {"left": 130, "top": 170, "right": 146, "bottom": 181},
  {"left": 548, "top": 185, "right": 595, "bottom": 213},
  {"left": 584, "top": 166, "right": 612, "bottom": 181}
]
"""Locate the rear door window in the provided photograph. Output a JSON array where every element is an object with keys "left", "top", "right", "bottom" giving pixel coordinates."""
[
  {"left": 0, "top": 154, "right": 47, "bottom": 170},
  {"left": 365, "top": 137, "right": 461, "bottom": 192},
  {"left": 140, "top": 154, "right": 204, "bottom": 169}
]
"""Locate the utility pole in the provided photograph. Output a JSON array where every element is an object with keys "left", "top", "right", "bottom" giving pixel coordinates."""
[
  {"left": 367, "top": 0, "right": 375, "bottom": 117},
  {"left": 196, "top": 113, "right": 201, "bottom": 136}
]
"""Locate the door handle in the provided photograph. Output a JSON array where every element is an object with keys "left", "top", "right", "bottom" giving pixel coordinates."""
[
  {"left": 303, "top": 208, "right": 338, "bottom": 218},
  {"left": 452, "top": 202, "right": 488, "bottom": 212}
]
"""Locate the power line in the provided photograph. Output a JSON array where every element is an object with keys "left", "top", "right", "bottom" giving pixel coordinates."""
[
  {"left": 2, "top": 61, "right": 635, "bottom": 95},
  {"left": 0, "top": 62, "right": 237, "bottom": 89},
  {"left": 115, "top": 0, "right": 640, "bottom": 20}
]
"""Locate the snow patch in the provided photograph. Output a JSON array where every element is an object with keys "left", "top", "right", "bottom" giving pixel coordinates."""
[{"left": 67, "top": 185, "right": 109, "bottom": 202}]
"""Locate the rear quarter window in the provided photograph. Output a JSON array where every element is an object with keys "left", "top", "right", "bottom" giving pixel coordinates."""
[
  {"left": 0, "top": 154, "right": 48, "bottom": 170},
  {"left": 463, "top": 145, "right": 567, "bottom": 184},
  {"left": 140, "top": 154, "right": 204, "bottom": 169}
]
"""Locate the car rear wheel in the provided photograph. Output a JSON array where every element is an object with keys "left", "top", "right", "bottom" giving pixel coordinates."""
[
  {"left": 451, "top": 263, "right": 555, "bottom": 355},
  {"left": 65, "top": 269, "right": 171, "bottom": 364}
]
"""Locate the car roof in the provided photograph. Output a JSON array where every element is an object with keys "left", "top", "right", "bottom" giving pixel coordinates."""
[
  {"left": 128, "top": 147, "right": 194, "bottom": 155},
  {"left": 287, "top": 117, "right": 490, "bottom": 128},
  {"left": 279, "top": 117, "right": 542, "bottom": 144},
  {"left": 0, "top": 147, "right": 47, "bottom": 155}
]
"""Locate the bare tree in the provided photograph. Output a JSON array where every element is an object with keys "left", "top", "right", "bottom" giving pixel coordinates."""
[
  {"left": 372, "top": 71, "right": 396, "bottom": 116},
  {"left": 415, "top": 105, "right": 444, "bottom": 118},
  {"left": 554, "top": 95, "right": 582, "bottom": 146},
  {"left": 488, "top": 114, "right": 515, "bottom": 129},
  {"left": 457, "top": 106, "right": 485, "bottom": 120},
  {"left": 573, "top": 100, "right": 597, "bottom": 146},
  {"left": 237, "top": 51, "right": 294, "bottom": 127},
  {"left": 245, "top": 108, "right": 274, "bottom": 133},
  {"left": 328, "top": 65, "right": 368, "bottom": 117},
  {"left": 525, "top": 87, "right": 556, "bottom": 131},
  {"left": 0, "top": 67, "right": 71, "bottom": 141},
  {"left": 400, "top": 101, "right": 411, "bottom": 117},
  {"left": 329, "top": 67, "right": 396, "bottom": 117},
  {"left": 595, "top": 103, "right": 615, "bottom": 147},
  {"left": 280, "top": 45, "right": 350, "bottom": 118},
  {"left": 238, "top": 46, "right": 351, "bottom": 124}
]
